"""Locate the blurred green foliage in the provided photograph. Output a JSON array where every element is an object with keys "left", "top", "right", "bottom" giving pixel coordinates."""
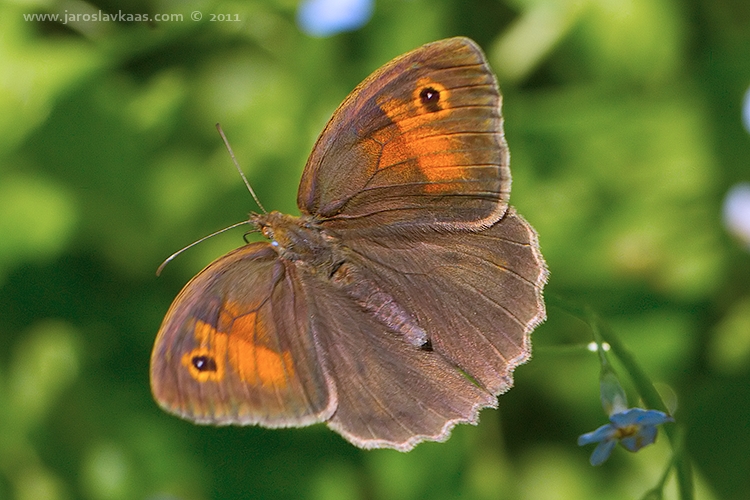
[{"left": 1, "top": 0, "right": 749, "bottom": 499}]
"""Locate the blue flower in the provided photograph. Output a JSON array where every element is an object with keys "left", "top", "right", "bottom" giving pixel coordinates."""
[
  {"left": 297, "top": 0, "right": 373, "bottom": 37},
  {"left": 578, "top": 408, "right": 674, "bottom": 466},
  {"left": 723, "top": 182, "right": 750, "bottom": 250}
]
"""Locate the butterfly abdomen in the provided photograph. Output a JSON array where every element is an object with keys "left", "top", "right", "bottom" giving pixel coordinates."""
[{"left": 328, "top": 260, "right": 428, "bottom": 347}]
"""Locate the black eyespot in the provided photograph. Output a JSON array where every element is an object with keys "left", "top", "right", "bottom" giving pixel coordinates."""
[
  {"left": 420, "top": 87, "right": 439, "bottom": 103},
  {"left": 420, "top": 339, "right": 433, "bottom": 352},
  {"left": 192, "top": 356, "right": 217, "bottom": 372},
  {"left": 419, "top": 87, "right": 441, "bottom": 112}
]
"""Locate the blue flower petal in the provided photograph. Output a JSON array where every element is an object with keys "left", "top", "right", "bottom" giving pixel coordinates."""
[
  {"left": 590, "top": 439, "right": 617, "bottom": 466},
  {"left": 610, "top": 408, "right": 673, "bottom": 427},
  {"left": 297, "top": 0, "right": 373, "bottom": 37},
  {"left": 578, "top": 423, "right": 616, "bottom": 445},
  {"left": 620, "top": 424, "right": 658, "bottom": 452}
]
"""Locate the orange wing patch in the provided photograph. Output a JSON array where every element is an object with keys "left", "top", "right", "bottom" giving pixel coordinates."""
[
  {"left": 181, "top": 319, "right": 227, "bottom": 382},
  {"left": 182, "top": 302, "right": 295, "bottom": 388},
  {"left": 372, "top": 78, "right": 471, "bottom": 193},
  {"left": 227, "top": 312, "right": 295, "bottom": 387}
]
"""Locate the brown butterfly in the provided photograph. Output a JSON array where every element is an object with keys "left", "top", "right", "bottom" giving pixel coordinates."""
[{"left": 151, "top": 37, "right": 547, "bottom": 451}]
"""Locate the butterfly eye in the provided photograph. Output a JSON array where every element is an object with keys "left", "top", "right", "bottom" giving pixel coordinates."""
[
  {"left": 192, "top": 355, "right": 218, "bottom": 372},
  {"left": 419, "top": 87, "right": 441, "bottom": 112}
]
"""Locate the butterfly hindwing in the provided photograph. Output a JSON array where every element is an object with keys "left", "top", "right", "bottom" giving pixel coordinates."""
[
  {"left": 300, "top": 273, "right": 496, "bottom": 451},
  {"left": 336, "top": 208, "right": 547, "bottom": 396}
]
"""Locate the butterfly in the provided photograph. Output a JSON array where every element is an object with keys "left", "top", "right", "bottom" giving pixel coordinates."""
[{"left": 151, "top": 37, "right": 547, "bottom": 451}]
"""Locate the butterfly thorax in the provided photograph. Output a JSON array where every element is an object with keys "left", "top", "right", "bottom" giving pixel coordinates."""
[
  {"left": 251, "top": 211, "right": 428, "bottom": 347},
  {"left": 251, "top": 211, "right": 334, "bottom": 267}
]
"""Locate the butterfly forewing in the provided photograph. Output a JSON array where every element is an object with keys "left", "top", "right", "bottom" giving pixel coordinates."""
[
  {"left": 151, "top": 243, "right": 335, "bottom": 427},
  {"left": 297, "top": 37, "right": 510, "bottom": 231}
]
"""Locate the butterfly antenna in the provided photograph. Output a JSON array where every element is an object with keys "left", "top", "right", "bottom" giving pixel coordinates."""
[
  {"left": 216, "top": 123, "right": 267, "bottom": 214},
  {"left": 156, "top": 220, "right": 250, "bottom": 276}
]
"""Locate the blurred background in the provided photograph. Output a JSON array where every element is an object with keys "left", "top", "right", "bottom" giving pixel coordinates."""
[{"left": 1, "top": 0, "right": 749, "bottom": 498}]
